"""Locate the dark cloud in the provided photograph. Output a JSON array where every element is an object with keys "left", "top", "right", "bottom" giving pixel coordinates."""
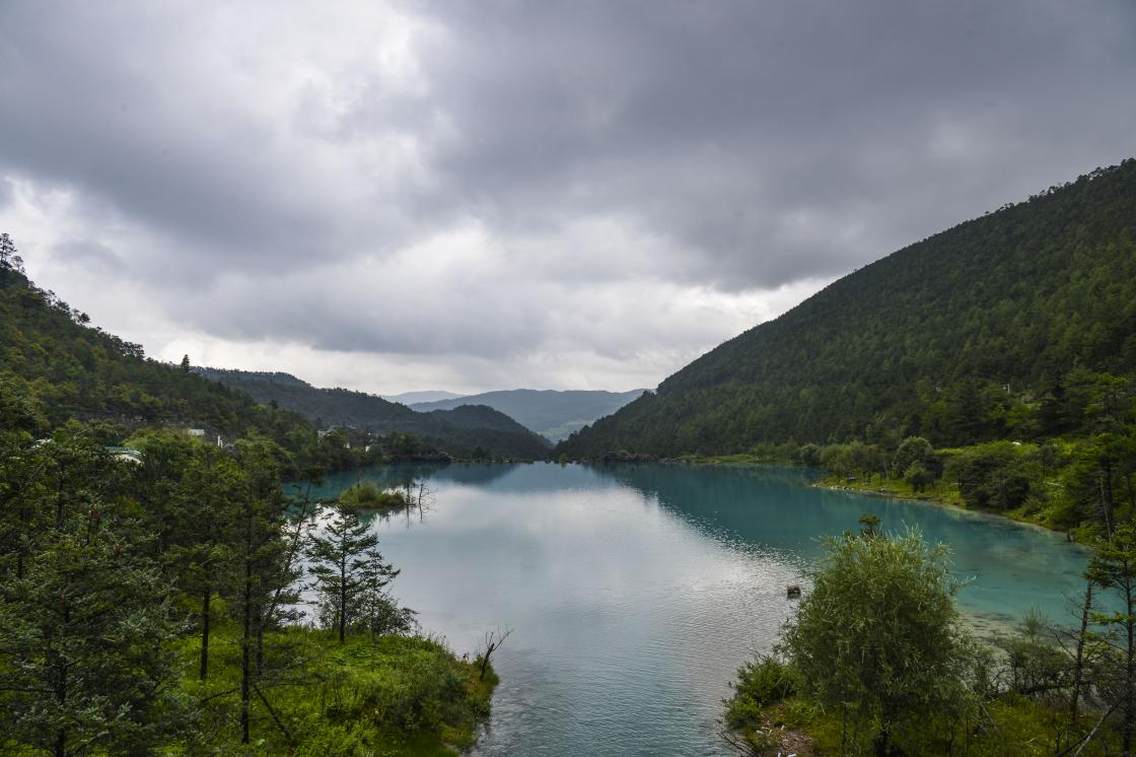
[
  {"left": 414, "top": 0, "right": 1136, "bottom": 286},
  {"left": 1, "top": 1, "right": 1134, "bottom": 390}
]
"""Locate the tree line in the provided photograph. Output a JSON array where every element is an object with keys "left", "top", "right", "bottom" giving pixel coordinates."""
[{"left": 0, "top": 402, "right": 490, "bottom": 754}]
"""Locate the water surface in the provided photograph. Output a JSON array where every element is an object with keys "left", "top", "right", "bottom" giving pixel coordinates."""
[{"left": 311, "top": 463, "right": 1093, "bottom": 756}]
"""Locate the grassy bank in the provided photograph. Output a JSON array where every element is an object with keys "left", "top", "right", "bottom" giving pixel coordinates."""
[
  {"left": 812, "top": 472, "right": 1061, "bottom": 530},
  {"left": 678, "top": 436, "right": 1126, "bottom": 540},
  {"left": 175, "top": 623, "right": 497, "bottom": 755},
  {"left": 727, "top": 690, "right": 1082, "bottom": 756}
]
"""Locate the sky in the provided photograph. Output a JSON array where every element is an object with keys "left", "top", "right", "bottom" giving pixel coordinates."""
[{"left": 2, "top": 1, "right": 1135, "bottom": 395}]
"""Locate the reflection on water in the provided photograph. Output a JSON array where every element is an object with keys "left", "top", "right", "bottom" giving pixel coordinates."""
[{"left": 313, "top": 462, "right": 1095, "bottom": 756}]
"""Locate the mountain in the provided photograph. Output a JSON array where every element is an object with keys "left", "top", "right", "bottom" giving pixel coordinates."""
[
  {"left": 410, "top": 389, "right": 647, "bottom": 441},
  {"left": 0, "top": 256, "right": 311, "bottom": 448},
  {"left": 197, "top": 368, "right": 552, "bottom": 460},
  {"left": 382, "top": 390, "right": 465, "bottom": 404},
  {"left": 559, "top": 158, "right": 1136, "bottom": 458}
]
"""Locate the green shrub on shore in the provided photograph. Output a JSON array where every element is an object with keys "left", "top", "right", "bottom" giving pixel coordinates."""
[{"left": 725, "top": 529, "right": 1126, "bottom": 755}]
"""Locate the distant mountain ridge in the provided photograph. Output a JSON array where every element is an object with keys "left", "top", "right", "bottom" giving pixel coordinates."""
[
  {"left": 410, "top": 388, "right": 647, "bottom": 441},
  {"left": 382, "top": 390, "right": 464, "bottom": 404},
  {"left": 196, "top": 368, "right": 551, "bottom": 459},
  {"left": 559, "top": 158, "right": 1136, "bottom": 458}
]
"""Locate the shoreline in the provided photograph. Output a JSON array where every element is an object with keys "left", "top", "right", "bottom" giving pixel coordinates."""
[
  {"left": 584, "top": 455, "right": 1079, "bottom": 539},
  {"left": 811, "top": 477, "right": 1075, "bottom": 540}
]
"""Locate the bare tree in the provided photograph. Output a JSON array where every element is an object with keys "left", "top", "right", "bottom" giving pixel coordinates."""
[{"left": 478, "top": 628, "right": 513, "bottom": 680}]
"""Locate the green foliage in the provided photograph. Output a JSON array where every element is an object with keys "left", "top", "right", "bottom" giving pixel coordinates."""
[
  {"left": 819, "top": 439, "right": 886, "bottom": 479},
  {"left": 725, "top": 526, "right": 1136, "bottom": 754},
  {"left": 947, "top": 441, "right": 1038, "bottom": 511},
  {"left": 560, "top": 159, "right": 1136, "bottom": 458},
  {"left": 893, "top": 435, "right": 933, "bottom": 475},
  {"left": 779, "top": 530, "right": 974, "bottom": 751},
  {"left": 0, "top": 429, "right": 188, "bottom": 755},
  {"left": 308, "top": 507, "right": 399, "bottom": 642},
  {"left": 0, "top": 237, "right": 499, "bottom": 754},
  {"left": 1087, "top": 523, "right": 1136, "bottom": 753},
  {"left": 725, "top": 656, "right": 799, "bottom": 733},
  {"left": 0, "top": 243, "right": 316, "bottom": 458},
  {"left": 338, "top": 481, "right": 410, "bottom": 512},
  {"left": 176, "top": 628, "right": 496, "bottom": 756},
  {"left": 995, "top": 611, "right": 1071, "bottom": 698}
]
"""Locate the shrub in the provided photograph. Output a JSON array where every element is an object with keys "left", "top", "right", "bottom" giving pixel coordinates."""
[
  {"left": 780, "top": 530, "right": 974, "bottom": 753},
  {"left": 726, "top": 656, "right": 798, "bottom": 731}
]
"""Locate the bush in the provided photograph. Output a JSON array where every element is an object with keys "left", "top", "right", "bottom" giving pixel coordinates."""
[
  {"left": 726, "top": 656, "right": 798, "bottom": 731},
  {"left": 893, "top": 436, "right": 933, "bottom": 476},
  {"left": 995, "top": 611, "right": 1070, "bottom": 699},
  {"left": 795, "top": 443, "right": 822, "bottom": 467},
  {"left": 948, "top": 442, "right": 1036, "bottom": 510},
  {"left": 780, "top": 530, "right": 974, "bottom": 753},
  {"left": 904, "top": 461, "right": 936, "bottom": 492},
  {"left": 337, "top": 482, "right": 408, "bottom": 512}
]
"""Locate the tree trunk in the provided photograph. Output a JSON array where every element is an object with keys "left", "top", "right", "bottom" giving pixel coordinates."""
[
  {"left": 1124, "top": 575, "right": 1134, "bottom": 756},
  {"left": 256, "top": 607, "right": 265, "bottom": 675},
  {"left": 54, "top": 606, "right": 69, "bottom": 757},
  {"left": 1070, "top": 581, "right": 1093, "bottom": 726},
  {"left": 241, "top": 520, "right": 252, "bottom": 745},
  {"left": 874, "top": 726, "right": 892, "bottom": 757},
  {"left": 339, "top": 564, "right": 347, "bottom": 644},
  {"left": 1100, "top": 467, "right": 1115, "bottom": 537},
  {"left": 199, "top": 584, "right": 211, "bottom": 681}
]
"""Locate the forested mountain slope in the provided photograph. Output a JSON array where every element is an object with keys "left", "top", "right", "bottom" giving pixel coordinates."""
[
  {"left": 559, "top": 158, "right": 1136, "bottom": 457},
  {"left": 410, "top": 388, "right": 646, "bottom": 441},
  {"left": 197, "top": 368, "right": 552, "bottom": 460},
  {"left": 0, "top": 253, "right": 310, "bottom": 446}
]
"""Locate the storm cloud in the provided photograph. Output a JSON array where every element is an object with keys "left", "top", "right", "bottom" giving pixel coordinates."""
[{"left": 2, "top": 1, "right": 1134, "bottom": 392}]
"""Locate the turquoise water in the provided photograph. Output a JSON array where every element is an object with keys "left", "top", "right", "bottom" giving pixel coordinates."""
[{"left": 310, "top": 462, "right": 1095, "bottom": 756}]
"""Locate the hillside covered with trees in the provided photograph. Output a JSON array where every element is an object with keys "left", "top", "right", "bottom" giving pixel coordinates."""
[
  {"left": 0, "top": 235, "right": 545, "bottom": 466},
  {"left": 198, "top": 368, "right": 552, "bottom": 461},
  {"left": 560, "top": 159, "right": 1136, "bottom": 459},
  {"left": 0, "top": 238, "right": 312, "bottom": 453},
  {"left": 0, "top": 239, "right": 502, "bottom": 753}
]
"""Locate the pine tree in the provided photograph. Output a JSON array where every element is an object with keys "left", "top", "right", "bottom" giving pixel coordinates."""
[
  {"left": 1088, "top": 524, "right": 1136, "bottom": 754},
  {"left": 0, "top": 232, "right": 15, "bottom": 270},
  {"left": 0, "top": 433, "right": 185, "bottom": 756},
  {"left": 168, "top": 445, "right": 244, "bottom": 681},
  {"left": 307, "top": 507, "right": 398, "bottom": 643},
  {"left": 230, "top": 435, "right": 293, "bottom": 745}
]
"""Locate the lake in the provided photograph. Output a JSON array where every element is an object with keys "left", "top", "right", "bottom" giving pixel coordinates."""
[{"left": 309, "top": 462, "right": 1095, "bottom": 756}]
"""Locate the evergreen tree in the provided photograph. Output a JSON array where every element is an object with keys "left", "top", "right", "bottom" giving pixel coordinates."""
[
  {"left": 167, "top": 445, "right": 244, "bottom": 681},
  {"left": 308, "top": 507, "right": 398, "bottom": 643},
  {"left": 230, "top": 435, "right": 293, "bottom": 744},
  {"left": 0, "top": 231, "right": 16, "bottom": 270},
  {"left": 0, "top": 433, "right": 186, "bottom": 756},
  {"left": 1089, "top": 524, "right": 1136, "bottom": 754}
]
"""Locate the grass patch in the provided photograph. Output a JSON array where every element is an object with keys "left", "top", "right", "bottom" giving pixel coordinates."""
[{"left": 175, "top": 623, "right": 495, "bottom": 755}]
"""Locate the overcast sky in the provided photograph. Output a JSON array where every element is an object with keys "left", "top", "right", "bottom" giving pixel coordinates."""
[{"left": 2, "top": 1, "right": 1134, "bottom": 395}]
